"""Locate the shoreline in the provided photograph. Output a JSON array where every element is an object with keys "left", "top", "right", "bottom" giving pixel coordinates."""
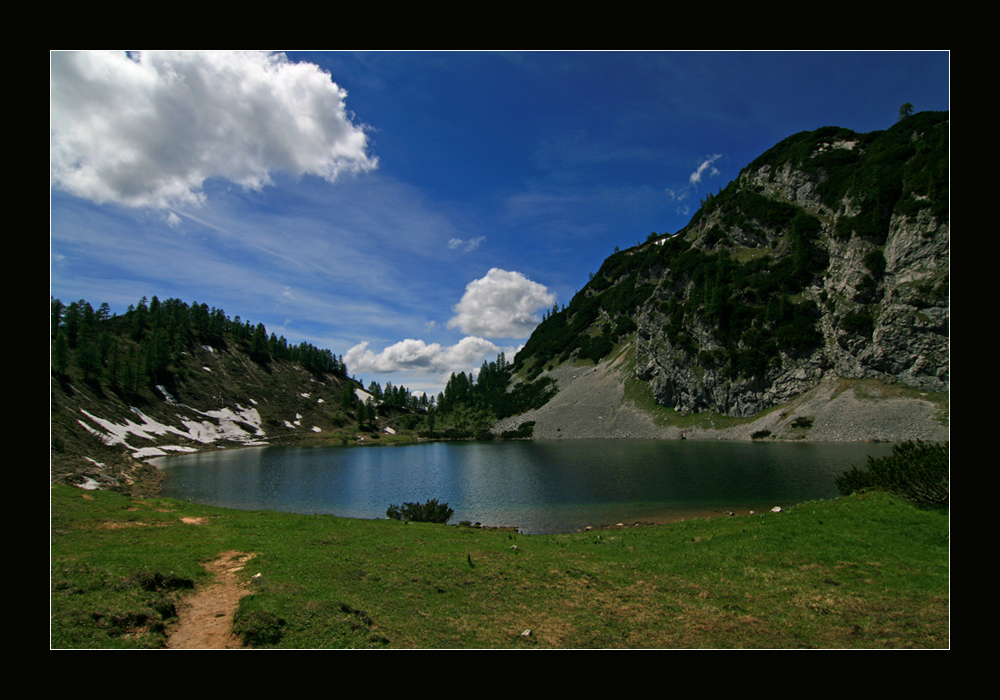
[{"left": 492, "top": 366, "right": 948, "bottom": 444}]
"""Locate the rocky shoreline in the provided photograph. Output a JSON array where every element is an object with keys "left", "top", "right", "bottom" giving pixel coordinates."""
[{"left": 493, "top": 357, "right": 948, "bottom": 444}]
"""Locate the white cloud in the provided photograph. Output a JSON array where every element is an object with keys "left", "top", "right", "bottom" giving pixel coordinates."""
[
  {"left": 447, "top": 268, "right": 555, "bottom": 339},
  {"left": 50, "top": 50, "right": 377, "bottom": 210},
  {"left": 665, "top": 154, "right": 724, "bottom": 215},
  {"left": 448, "top": 236, "right": 486, "bottom": 252},
  {"left": 664, "top": 187, "right": 687, "bottom": 202},
  {"left": 345, "top": 336, "right": 501, "bottom": 377},
  {"left": 689, "top": 154, "right": 722, "bottom": 186}
]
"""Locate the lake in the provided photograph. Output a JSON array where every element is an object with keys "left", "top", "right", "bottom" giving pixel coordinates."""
[{"left": 153, "top": 439, "right": 893, "bottom": 534}]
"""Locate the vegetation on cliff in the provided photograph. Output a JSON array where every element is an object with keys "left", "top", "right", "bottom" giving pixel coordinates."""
[{"left": 512, "top": 110, "right": 948, "bottom": 417}]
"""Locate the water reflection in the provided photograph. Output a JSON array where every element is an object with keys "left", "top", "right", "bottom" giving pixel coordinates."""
[{"left": 154, "top": 440, "right": 893, "bottom": 534}]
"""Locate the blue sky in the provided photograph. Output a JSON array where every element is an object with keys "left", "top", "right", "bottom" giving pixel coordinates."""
[{"left": 50, "top": 51, "right": 949, "bottom": 397}]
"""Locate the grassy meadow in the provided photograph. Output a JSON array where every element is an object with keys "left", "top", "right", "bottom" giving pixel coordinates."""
[{"left": 50, "top": 483, "right": 948, "bottom": 649}]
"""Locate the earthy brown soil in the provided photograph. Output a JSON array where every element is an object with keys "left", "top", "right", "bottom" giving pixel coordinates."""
[{"left": 165, "top": 551, "right": 255, "bottom": 649}]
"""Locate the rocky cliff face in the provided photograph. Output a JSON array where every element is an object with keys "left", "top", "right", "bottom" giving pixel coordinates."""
[{"left": 515, "top": 112, "right": 949, "bottom": 420}]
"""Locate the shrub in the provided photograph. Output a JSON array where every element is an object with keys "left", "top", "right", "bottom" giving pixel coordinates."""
[
  {"left": 864, "top": 249, "right": 887, "bottom": 279},
  {"left": 835, "top": 440, "right": 948, "bottom": 507},
  {"left": 841, "top": 311, "right": 874, "bottom": 334},
  {"left": 386, "top": 499, "right": 455, "bottom": 524},
  {"left": 233, "top": 607, "right": 286, "bottom": 647}
]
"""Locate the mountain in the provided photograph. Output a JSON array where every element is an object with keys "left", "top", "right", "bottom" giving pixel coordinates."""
[
  {"left": 50, "top": 113, "right": 949, "bottom": 495},
  {"left": 503, "top": 111, "right": 948, "bottom": 438},
  {"left": 50, "top": 297, "right": 387, "bottom": 495}
]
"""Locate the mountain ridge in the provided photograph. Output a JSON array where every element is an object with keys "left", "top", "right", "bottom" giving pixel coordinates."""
[
  {"left": 507, "top": 111, "right": 948, "bottom": 425},
  {"left": 50, "top": 113, "right": 949, "bottom": 496},
  {"left": 49, "top": 298, "right": 391, "bottom": 495}
]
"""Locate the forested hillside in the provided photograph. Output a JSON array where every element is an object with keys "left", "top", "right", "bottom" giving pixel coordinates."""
[
  {"left": 50, "top": 296, "right": 373, "bottom": 494},
  {"left": 51, "top": 296, "right": 348, "bottom": 390},
  {"left": 50, "top": 295, "right": 557, "bottom": 494}
]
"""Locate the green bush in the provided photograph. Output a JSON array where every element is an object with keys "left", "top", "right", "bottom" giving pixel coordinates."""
[
  {"left": 835, "top": 440, "right": 948, "bottom": 507},
  {"left": 500, "top": 421, "right": 535, "bottom": 440},
  {"left": 233, "top": 607, "right": 286, "bottom": 647},
  {"left": 386, "top": 499, "right": 455, "bottom": 524},
  {"left": 841, "top": 311, "right": 874, "bottom": 335}
]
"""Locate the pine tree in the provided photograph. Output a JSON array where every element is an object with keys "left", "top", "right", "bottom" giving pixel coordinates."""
[{"left": 53, "top": 331, "right": 70, "bottom": 375}]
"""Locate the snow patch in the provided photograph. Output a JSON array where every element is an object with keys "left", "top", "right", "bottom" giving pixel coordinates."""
[
  {"left": 77, "top": 400, "right": 267, "bottom": 460},
  {"left": 157, "top": 385, "right": 180, "bottom": 404},
  {"left": 134, "top": 446, "right": 171, "bottom": 458},
  {"left": 77, "top": 477, "right": 101, "bottom": 490}
]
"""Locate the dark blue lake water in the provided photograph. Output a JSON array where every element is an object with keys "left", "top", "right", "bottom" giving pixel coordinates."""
[{"left": 153, "top": 439, "right": 892, "bottom": 534}]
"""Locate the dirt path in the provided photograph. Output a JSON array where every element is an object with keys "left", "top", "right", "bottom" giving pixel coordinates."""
[{"left": 166, "top": 551, "right": 256, "bottom": 649}]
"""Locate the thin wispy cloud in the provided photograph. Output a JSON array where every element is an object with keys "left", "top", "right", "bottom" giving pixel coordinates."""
[
  {"left": 448, "top": 236, "right": 486, "bottom": 252},
  {"left": 689, "top": 154, "right": 723, "bottom": 185},
  {"left": 665, "top": 154, "right": 726, "bottom": 215}
]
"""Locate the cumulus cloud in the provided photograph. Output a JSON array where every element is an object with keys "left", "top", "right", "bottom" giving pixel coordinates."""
[
  {"left": 50, "top": 50, "right": 377, "bottom": 209},
  {"left": 345, "top": 336, "right": 501, "bottom": 377},
  {"left": 447, "top": 268, "right": 555, "bottom": 339}
]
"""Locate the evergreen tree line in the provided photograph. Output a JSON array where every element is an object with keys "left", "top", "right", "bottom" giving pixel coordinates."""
[
  {"left": 432, "top": 353, "right": 556, "bottom": 432},
  {"left": 51, "top": 295, "right": 348, "bottom": 391},
  {"left": 348, "top": 352, "right": 555, "bottom": 437},
  {"left": 347, "top": 356, "right": 509, "bottom": 434}
]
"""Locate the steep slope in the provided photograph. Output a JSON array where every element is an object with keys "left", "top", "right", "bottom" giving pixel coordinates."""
[
  {"left": 51, "top": 300, "right": 365, "bottom": 496},
  {"left": 509, "top": 112, "right": 948, "bottom": 433},
  {"left": 494, "top": 346, "right": 948, "bottom": 443}
]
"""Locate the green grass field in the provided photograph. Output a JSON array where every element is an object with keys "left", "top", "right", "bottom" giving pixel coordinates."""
[{"left": 50, "top": 483, "right": 948, "bottom": 648}]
